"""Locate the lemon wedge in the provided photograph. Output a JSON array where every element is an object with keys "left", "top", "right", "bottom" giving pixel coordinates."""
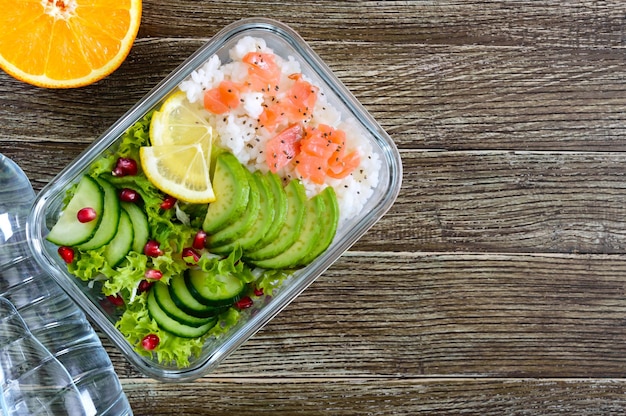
[
  {"left": 140, "top": 144, "right": 216, "bottom": 203},
  {"left": 141, "top": 91, "right": 216, "bottom": 203},
  {"left": 150, "top": 91, "right": 213, "bottom": 150}
]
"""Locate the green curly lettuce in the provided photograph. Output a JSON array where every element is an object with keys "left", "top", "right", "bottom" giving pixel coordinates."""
[{"left": 89, "top": 111, "right": 153, "bottom": 177}]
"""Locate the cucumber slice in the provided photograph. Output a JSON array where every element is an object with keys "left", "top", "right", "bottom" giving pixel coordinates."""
[
  {"left": 169, "top": 274, "right": 223, "bottom": 318},
  {"left": 147, "top": 289, "right": 216, "bottom": 338},
  {"left": 202, "top": 152, "right": 250, "bottom": 234},
  {"left": 47, "top": 175, "right": 104, "bottom": 246},
  {"left": 251, "top": 192, "right": 323, "bottom": 269},
  {"left": 208, "top": 167, "right": 261, "bottom": 248},
  {"left": 103, "top": 208, "right": 133, "bottom": 267},
  {"left": 244, "top": 179, "right": 306, "bottom": 261},
  {"left": 298, "top": 186, "right": 339, "bottom": 265},
  {"left": 210, "top": 171, "right": 275, "bottom": 255},
  {"left": 121, "top": 201, "right": 150, "bottom": 253},
  {"left": 153, "top": 282, "right": 216, "bottom": 327},
  {"left": 77, "top": 177, "right": 120, "bottom": 250},
  {"left": 185, "top": 269, "right": 245, "bottom": 307}
]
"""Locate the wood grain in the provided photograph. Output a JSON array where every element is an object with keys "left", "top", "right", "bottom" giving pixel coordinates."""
[
  {"left": 121, "top": 378, "right": 626, "bottom": 416},
  {"left": 4, "top": 1, "right": 626, "bottom": 414}
]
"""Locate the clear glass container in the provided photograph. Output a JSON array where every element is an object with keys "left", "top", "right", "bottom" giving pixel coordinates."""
[{"left": 27, "top": 18, "right": 402, "bottom": 381}]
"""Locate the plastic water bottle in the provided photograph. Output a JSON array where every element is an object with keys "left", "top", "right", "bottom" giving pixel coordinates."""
[{"left": 0, "top": 154, "right": 133, "bottom": 416}]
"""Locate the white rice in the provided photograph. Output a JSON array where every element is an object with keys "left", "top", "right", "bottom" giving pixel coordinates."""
[{"left": 179, "top": 36, "right": 381, "bottom": 226}]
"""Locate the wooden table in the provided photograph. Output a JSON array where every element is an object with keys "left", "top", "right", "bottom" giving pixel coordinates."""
[{"left": 3, "top": 1, "right": 626, "bottom": 414}]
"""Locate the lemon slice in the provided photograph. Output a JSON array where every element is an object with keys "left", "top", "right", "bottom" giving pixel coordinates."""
[
  {"left": 140, "top": 144, "right": 216, "bottom": 203},
  {"left": 142, "top": 90, "right": 216, "bottom": 203},
  {"left": 150, "top": 91, "right": 213, "bottom": 152}
]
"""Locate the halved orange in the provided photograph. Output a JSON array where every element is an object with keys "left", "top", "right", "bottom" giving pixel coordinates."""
[{"left": 0, "top": 0, "right": 142, "bottom": 88}]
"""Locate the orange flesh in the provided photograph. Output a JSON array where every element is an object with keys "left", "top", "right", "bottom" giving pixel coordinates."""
[{"left": 0, "top": 0, "right": 142, "bottom": 88}]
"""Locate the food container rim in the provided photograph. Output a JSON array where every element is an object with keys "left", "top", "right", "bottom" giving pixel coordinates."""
[{"left": 26, "top": 17, "right": 403, "bottom": 381}]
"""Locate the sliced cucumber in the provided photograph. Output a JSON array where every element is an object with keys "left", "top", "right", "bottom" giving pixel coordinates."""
[
  {"left": 147, "top": 289, "right": 216, "bottom": 338},
  {"left": 77, "top": 177, "right": 120, "bottom": 250},
  {"left": 185, "top": 268, "right": 245, "bottom": 307},
  {"left": 47, "top": 175, "right": 104, "bottom": 246},
  {"left": 103, "top": 208, "right": 133, "bottom": 267},
  {"left": 208, "top": 167, "right": 261, "bottom": 248},
  {"left": 210, "top": 171, "right": 274, "bottom": 255},
  {"left": 251, "top": 192, "right": 323, "bottom": 269},
  {"left": 169, "top": 274, "right": 223, "bottom": 318},
  {"left": 121, "top": 201, "right": 150, "bottom": 253},
  {"left": 202, "top": 152, "right": 250, "bottom": 234},
  {"left": 244, "top": 179, "right": 306, "bottom": 261},
  {"left": 298, "top": 186, "right": 339, "bottom": 265},
  {"left": 153, "top": 281, "right": 216, "bottom": 327}
]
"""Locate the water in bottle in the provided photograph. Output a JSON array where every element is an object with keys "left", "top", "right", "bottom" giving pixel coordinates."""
[{"left": 0, "top": 154, "right": 133, "bottom": 416}]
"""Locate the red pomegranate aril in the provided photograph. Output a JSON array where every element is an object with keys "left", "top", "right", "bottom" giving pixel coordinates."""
[
  {"left": 58, "top": 246, "right": 75, "bottom": 263},
  {"left": 112, "top": 157, "right": 138, "bottom": 177},
  {"left": 182, "top": 247, "right": 200, "bottom": 264},
  {"left": 192, "top": 230, "right": 207, "bottom": 250},
  {"left": 107, "top": 294, "right": 124, "bottom": 307},
  {"left": 141, "top": 334, "right": 160, "bottom": 350},
  {"left": 76, "top": 207, "right": 97, "bottom": 223},
  {"left": 235, "top": 296, "right": 253, "bottom": 309},
  {"left": 119, "top": 188, "right": 141, "bottom": 203},
  {"left": 144, "top": 269, "right": 163, "bottom": 280},
  {"left": 160, "top": 195, "right": 177, "bottom": 210},
  {"left": 137, "top": 280, "right": 153, "bottom": 294},
  {"left": 253, "top": 287, "right": 264, "bottom": 297},
  {"left": 144, "top": 240, "right": 163, "bottom": 257}
]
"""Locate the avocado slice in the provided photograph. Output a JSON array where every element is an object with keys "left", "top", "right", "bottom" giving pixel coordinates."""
[
  {"left": 250, "top": 191, "right": 324, "bottom": 269},
  {"left": 244, "top": 179, "right": 306, "bottom": 261},
  {"left": 202, "top": 152, "right": 250, "bottom": 234},
  {"left": 245, "top": 172, "right": 287, "bottom": 253},
  {"left": 298, "top": 186, "right": 339, "bottom": 265},
  {"left": 208, "top": 167, "right": 260, "bottom": 248},
  {"left": 210, "top": 170, "right": 275, "bottom": 255}
]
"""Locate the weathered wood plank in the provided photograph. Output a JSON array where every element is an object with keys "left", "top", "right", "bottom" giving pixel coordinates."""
[
  {"left": 6, "top": 147, "right": 626, "bottom": 255},
  {"left": 122, "top": 377, "right": 626, "bottom": 415},
  {"left": 137, "top": 1, "right": 626, "bottom": 48},
  {"left": 368, "top": 150, "right": 626, "bottom": 253},
  {"left": 104, "top": 253, "right": 626, "bottom": 379}
]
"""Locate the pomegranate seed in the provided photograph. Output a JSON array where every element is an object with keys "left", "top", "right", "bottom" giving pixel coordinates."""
[
  {"left": 160, "top": 195, "right": 177, "bottom": 210},
  {"left": 144, "top": 269, "right": 163, "bottom": 280},
  {"left": 144, "top": 240, "right": 163, "bottom": 257},
  {"left": 141, "top": 334, "right": 160, "bottom": 350},
  {"left": 112, "top": 157, "right": 138, "bottom": 177},
  {"left": 107, "top": 294, "right": 124, "bottom": 307},
  {"left": 58, "top": 246, "right": 75, "bottom": 263},
  {"left": 192, "top": 230, "right": 207, "bottom": 250},
  {"left": 119, "top": 188, "right": 141, "bottom": 203},
  {"left": 182, "top": 247, "right": 200, "bottom": 264},
  {"left": 253, "top": 287, "right": 264, "bottom": 297},
  {"left": 137, "top": 280, "right": 153, "bottom": 294},
  {"left": 76, "top": 207, "right": 97, "bottom": 223},
  {"left": 234, "top": 296, "right": 253, "bottom": 309}
]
